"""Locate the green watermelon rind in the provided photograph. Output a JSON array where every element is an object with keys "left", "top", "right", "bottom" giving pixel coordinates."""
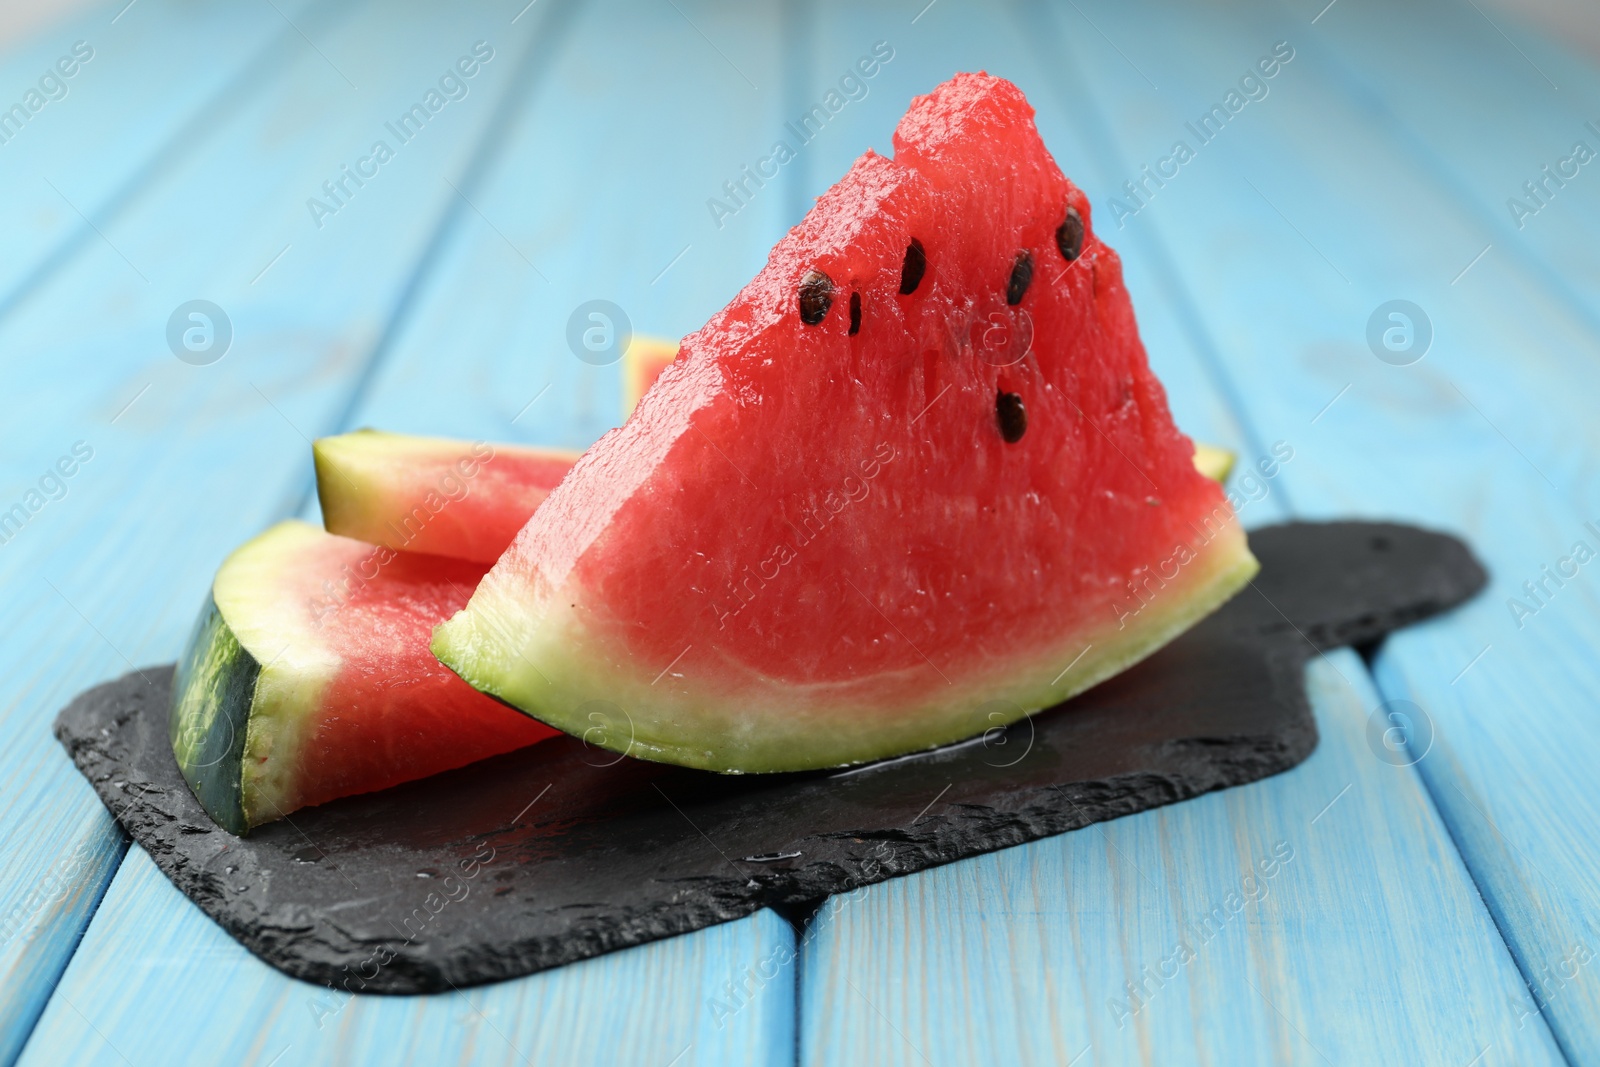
[
  {"left": 431, "top": 523, "right": 1259, "bottom": 773},
  {"left": 170, "top": 594, "right": 259, "bottom": 835},
  {"left": 170, "top": 522, "right": 342, "bottom": 832}
]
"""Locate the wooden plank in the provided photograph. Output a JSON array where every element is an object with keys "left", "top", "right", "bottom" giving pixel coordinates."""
[
  {"left": 298, "top": 0, "right": 798, "bottom": 455},
  {"left": 0, "top": 0, "right": 351, "bottom": 316},
  {"left": 26, "top": 2, "right": 801, "bottom": 1064},
  {"left": 19, "top": 847, "right": 795, "bottom": 1067},
  {"left": 800, "top": 652, "right": 1565, "bottom": 1067},
  {"left": 1278, "top": 0, "right": 1600, "bottom": 327},
  {"left": 0, "top": 1, "right": 562, "bottom": 1058},
  {"left": 789, "top": 1, "right": 1569, "bottom": 1062},
  {"left": 1019, "top": 0, "right": 1600, "bottom": 1060},
  {"left": 1266, "top": 34, "right": 1600, "bottom": 982}
]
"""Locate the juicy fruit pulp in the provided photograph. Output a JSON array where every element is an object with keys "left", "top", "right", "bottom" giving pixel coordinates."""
[
  {"left": 434, "top": 73, "right": 1259, "bottom": 772},
  {"left": 171, "top": 521, "right": 555, "bottom": 833},
  {"left": 315, "top": 430, "right": 580, "bottom": 564}
]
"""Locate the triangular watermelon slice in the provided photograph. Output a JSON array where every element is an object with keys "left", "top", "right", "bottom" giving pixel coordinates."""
[{"left": 433, "top": 73, "right": 1258, "bottom": 773}]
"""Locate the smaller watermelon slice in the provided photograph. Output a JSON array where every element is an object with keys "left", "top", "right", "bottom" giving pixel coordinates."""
[
  {"left": 315, "top": 429, "right": 579, "bottom": 564},
  {"left": 170, "top": 521, "right": 556, "bottom": 833}
]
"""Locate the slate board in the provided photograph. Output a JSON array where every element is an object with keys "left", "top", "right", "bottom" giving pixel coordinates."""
[{"left": 55, "top": 521, "right": 1484, "bottom": 994}]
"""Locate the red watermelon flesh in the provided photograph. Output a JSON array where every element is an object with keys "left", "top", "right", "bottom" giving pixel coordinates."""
[{"left": 433, "top": 73, "right": 1258, "bottom": 772}]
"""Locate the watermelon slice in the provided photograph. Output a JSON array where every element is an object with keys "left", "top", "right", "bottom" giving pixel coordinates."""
[
  {"left": 431, "top": 73, "right": 1259, "bottom": 773},
  {"left": 171, "top": 521, "right": 556, "bottom": 832},
  {"left": 314, "top": 429, "right": 579, "bottom": 564}
]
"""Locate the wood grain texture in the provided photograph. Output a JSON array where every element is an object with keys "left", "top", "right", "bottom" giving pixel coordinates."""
[
  {"left": 799, "top": 651, "right": 1563, "bottom": 1067},
  {"left": 1277, "top": 0, "right": 1600, "bottom": 327},
  {"left": 0, "top": 0, "right": 557, "bottom": 1057},
  {"left": 1023, "top": 0, "right": 1600, "bottom": 1060},
  {"left": 0, "top": 0, "right": 349, "bottom": 319},
  {"left": 20, "top": 847, "right": 795, "bottom": 1067},
  {"left": 790, "top": 2, "right": 1577, "bottom": 1064},
  {"left": 291, "top": 0, "right": 798, "bottom": 462},
  {"left": 22, "top": 2, "right": 801, "bottom": 1064},
  {"left": 1272, "top": 24, "right": 1600, "bottom": 1053},
  {"left": 4, "top": 0, "right": 1597, "bottom": 1063}
]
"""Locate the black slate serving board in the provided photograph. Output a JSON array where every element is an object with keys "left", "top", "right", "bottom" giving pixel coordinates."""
[{"left": 55, "top": 521, "right": 1484, "bottom": 994}]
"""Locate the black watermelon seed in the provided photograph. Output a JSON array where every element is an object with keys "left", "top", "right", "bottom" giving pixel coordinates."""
[
  {"left": 798, "top": 269, "right": 834, "bottom": 325},
  {"left": 849, "top": 291, "right": 862, "bottom": 335},
  {"left": 997, "top": 390, "right": 1027, "bottom": 443},
  {"left": 1006, "top": 251, "right": 1033, "bottom": 306},
  {"left": 1056, "top": 206, "right": 1085, "bottom": 262},
  {"left": 900, "top": 238, "right": 926, "bottom": 295}
]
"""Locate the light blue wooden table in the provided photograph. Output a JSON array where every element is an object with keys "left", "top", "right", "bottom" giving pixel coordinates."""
[{"left": 2, "top": 1, "right": 1597, "bottom": 1063}]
